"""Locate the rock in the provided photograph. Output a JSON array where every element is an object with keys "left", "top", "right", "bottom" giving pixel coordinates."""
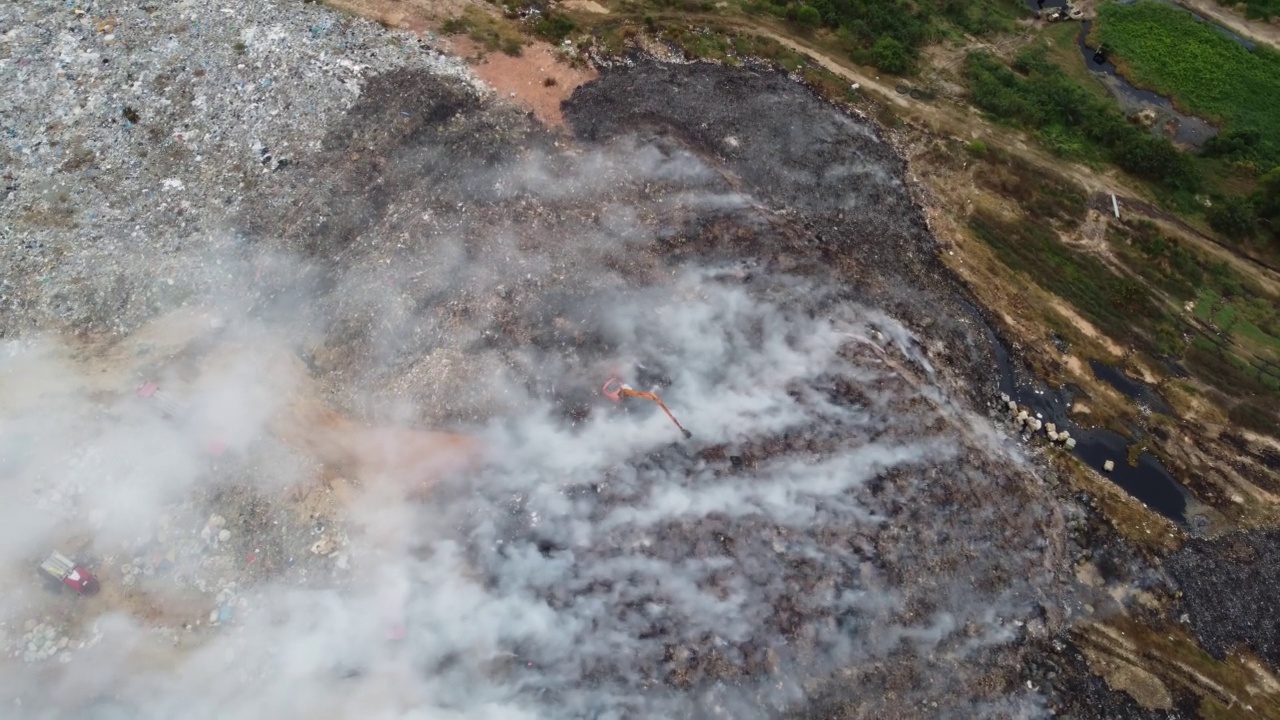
[
  {"left": 1103, "top": 460, "right": 1115, "bottom": 472},
  {"left": 1007, "top": 400, "right": 1017, "bottom": 412},
  {"left": 218, "top": 529, "right": 232, "bottom": 542},
  {"left": 1045, "top": 423, "right": 1056, "bottom": 434},
  {"left": 1000, "top": 393, "right": 1010, "bottom": 403},
  {"left": 1065, "top": 438, "right": 1077, "bottom": 449},
  {"left": 1048, "top": 431, "right": 1059, "bottom": 442}
]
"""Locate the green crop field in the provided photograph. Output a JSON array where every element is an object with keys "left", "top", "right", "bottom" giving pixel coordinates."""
[{"left": 1095, "top": 1, "right": 1280, "bottom": 157}]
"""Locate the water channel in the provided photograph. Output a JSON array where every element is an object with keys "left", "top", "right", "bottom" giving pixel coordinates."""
[{"left": 1017, "top": 0, "right": 1259, "bottom": 147}]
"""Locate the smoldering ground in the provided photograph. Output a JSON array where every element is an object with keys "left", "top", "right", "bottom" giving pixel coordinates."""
[{"left": 1, "top": 56, "right": 1077, "bottom": 720}]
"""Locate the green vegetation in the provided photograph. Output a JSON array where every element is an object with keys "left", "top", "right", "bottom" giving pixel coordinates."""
[
  {"left": 1235, "top": 0, "right": 1280, "bottom": 20},
  {"left": 1095, "top": 1, "right": 1280, "bottom": 167},
  {"left": 746, "top": 0, "right": 1025, "bottom": 74},
  {"left": 533, "top": 11, "right": 578, "bottom": 43},
  {"left": 964, "top": 49, "right": 1199, "bottom": 193},
  {"left": 1112, "top": 220, "right": 1280, "bottom": 434},
  {"left": 969, "top": 179, "right": 1280, "bottom": 434},
  {"left": 441, "top": 10, "right": 528, "bottom": 55},
  {"left": 970, "top": 210, "right": 1174, "bottom": 353},
  {"left": 972, "top": 153, "right": 1086, "bottom": 226}
]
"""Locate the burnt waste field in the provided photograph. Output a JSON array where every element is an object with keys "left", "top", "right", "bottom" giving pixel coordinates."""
[
  {"left": 231, "top": 60, "right": 1086, "bottom": 719},
  {"left": 8, "top": 49, "right": 1264, "bottom": 720}
]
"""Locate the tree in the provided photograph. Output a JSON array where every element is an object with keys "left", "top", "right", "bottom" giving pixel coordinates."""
[
  {"left": 1112, "top": 134, "right": 1199, "bottom": 191},
  {"left": 871, "top": 36, "right": 912, "bottom": 75},
  {"left": 1207, "top": 194, "right": 1257, "bottom": 239},
  {"left": 796, "top": 4, "right": 823, "bottom": 27},
  {"left": 1256, "top": 167, "right": 1280, "bottom": 220}
]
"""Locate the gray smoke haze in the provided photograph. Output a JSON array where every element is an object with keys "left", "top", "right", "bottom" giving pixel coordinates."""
[{"left": 0, "top": 11, "right": 1074, "bottom": 717}]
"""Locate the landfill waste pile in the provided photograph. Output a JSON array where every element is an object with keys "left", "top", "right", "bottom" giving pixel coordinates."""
[{"left": 0, "top": 1, "right": 1224, "bottom": 719}]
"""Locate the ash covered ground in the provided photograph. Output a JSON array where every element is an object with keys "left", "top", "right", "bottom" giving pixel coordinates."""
[{"left": 0, "top": 2, "right": 1133, "bottom": 719}]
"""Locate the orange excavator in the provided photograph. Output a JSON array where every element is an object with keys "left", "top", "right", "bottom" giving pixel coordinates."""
[{"left": 602, "top": 377, "right": 693, "bottom": 439}]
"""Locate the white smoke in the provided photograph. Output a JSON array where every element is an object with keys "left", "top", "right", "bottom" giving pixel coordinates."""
[{"left": 0, "top": 64, "right": 1067, "bottom": 720}]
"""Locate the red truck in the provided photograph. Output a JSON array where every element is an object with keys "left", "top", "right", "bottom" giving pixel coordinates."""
[{"left": 40, "top": 551, "right": 100, "bottom": 595}]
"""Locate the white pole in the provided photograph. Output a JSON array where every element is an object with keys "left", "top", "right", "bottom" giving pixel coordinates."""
[{"left": 1111, "top": 193, "right": 1120, "bottom": 219}]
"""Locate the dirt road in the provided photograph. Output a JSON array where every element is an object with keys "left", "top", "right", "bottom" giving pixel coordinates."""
[{"left": 1175, "top": 0, "right": 1280, "bottom": 50}]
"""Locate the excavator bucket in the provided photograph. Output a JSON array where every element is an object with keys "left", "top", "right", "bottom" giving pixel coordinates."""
[{"left": 602, "top": 376, "right": 692, "bottom": 439}]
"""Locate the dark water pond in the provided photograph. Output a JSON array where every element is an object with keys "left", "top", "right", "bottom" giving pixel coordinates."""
[
  {"left": 1088, "top": 359, "right": 1175, "bottom": 415},
  {"left": 1072, "top": 428, "right": 1189, "bottom": 522},
  {"left": 988, "top": 328, "right": 1190, "bottom": 524}
]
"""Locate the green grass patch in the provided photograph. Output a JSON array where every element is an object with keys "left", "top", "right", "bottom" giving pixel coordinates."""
[
  {"left": 1235, "top": 319, "right": 1280, "bottom": 352},
  {"left": 440, "top": 9, "right": 528, "bottom": 55},
  {"left": 1109, "top": 219, "right": 1280, "bottom": 364},
  {"left": 1214, "top": 303, "right": 1240, "bottom": 329},
  {"left": 1095, "top": 1, "right": 1280, "bottom": 167},
  {"left": 1194, "top": 287, "right": 1218, "bottom": 320}
]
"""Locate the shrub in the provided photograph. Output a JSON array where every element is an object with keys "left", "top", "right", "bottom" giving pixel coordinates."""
[
  {"left": 964, "top": 50, "right": 1200, "bottom": 192},
  {"left": 534, "top": 12, "right": 577, "bottom": 43},
  {"left": 871, "top": 36, "right": 912, "bottom": 74},
  {"left": 796, "top": 4, "right": 823, "bottom": 27},
  {"left": 1207, "top": 195, "right": 1257, "bottom": 239},
  {"left": 441, "top": 17, "right": 469, "bottom": 34}
]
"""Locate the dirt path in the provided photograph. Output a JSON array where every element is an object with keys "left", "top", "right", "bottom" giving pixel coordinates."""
[{"left": 1175, "top": 0, "right": 1280, "bottom": 50}]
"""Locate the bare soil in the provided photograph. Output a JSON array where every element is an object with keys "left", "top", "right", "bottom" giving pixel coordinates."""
[{"left": 447, "top": 36, "right": 598, "bottom": 127}]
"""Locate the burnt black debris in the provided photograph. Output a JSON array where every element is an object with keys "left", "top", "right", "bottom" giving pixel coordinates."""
[
  {"left": 1169, "top": 529, "right": 1280, "bottom": 666},
  {"left": 229, "top": 60, "right": 1084, "bottom": 718},
  {"left": 564, "top": 61, "right": 999, "bottom": 399}
]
